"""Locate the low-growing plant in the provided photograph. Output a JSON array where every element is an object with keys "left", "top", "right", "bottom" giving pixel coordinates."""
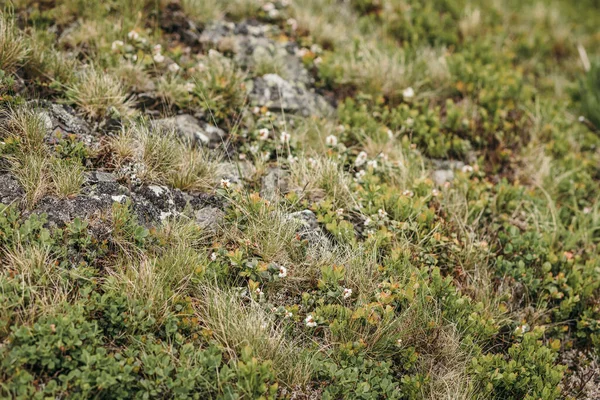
[
  {"left": 10, "top": 154, "right": 49, "bottom": 208},
  {"left": 50, "top": 158, "right": 85, "bottom": 198},
  {"left": 65, "top": 66, "right": 135, "bottom": 119},
  {"left": 0, "top": 10, "right": 28, "bottom": 74}
]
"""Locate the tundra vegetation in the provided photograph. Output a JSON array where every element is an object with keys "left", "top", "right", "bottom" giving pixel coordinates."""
[{"left": 0, "top": 0, "right": 599, "bottom": 399}]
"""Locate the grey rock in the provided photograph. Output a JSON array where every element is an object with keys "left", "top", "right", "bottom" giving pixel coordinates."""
[
  {"left": 430, "top": 159, "right": 465, "bottom": 171},
  {"left": 432, "top": 169, "right": 454, "bottom": 186},
  {"left": 0, "top": 174, "right": 24, "bottom": 205},
  {"left": 289, "top": 210, "right": 319, "bottom": 232},
  {"left": 261, "top": 168, "right": 288, "bottom": 201},
  {"left": 29, "top": 195, "right": 113, "bottom": 227},
  {"left": 200, "top": 21, "right": 312, "bottom": 85},
  {"left": 218, "top": 161, "right": 256, "bottom": 184},
  {"left": 153, "top": 115, "right": 225, "bottom": 148},
  {"left": 248, "top": 74, "right": 333, "bottom": 117},
  {"left": 38, "top": 102, "right": 92, "bottom": 136},
  {"left": 195, "top": 206, "right": 224, "bottom": 231},
  {"left": 88, "top": 171, "right": 117, "bottom": 183}
]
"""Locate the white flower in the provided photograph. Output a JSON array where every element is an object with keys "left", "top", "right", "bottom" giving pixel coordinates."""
[
  {"left": 153, "top": 53, "right": 165, "bottom": 63},
  {"left": 378, "top": 209, "right": 387, "bottom": 219},
  {"left": 210, "top": 252, "right": 217, "bottom": 261},
  {"left": 184, "top": 82, "right": 195, "bottom": 92},
  {"left": 262, "top": 2, "right": 275, "bottom": 11},
  {"left": 402, "top": 190, "right": 414, "bottom": 197},
  {"left": 396, "top": 338, "right": 403, "bottom": 346},
  {"left": 405, "top": 118, "right": 414, "bottom": 127},
  {"left": 152, "top": 44, "right": 162, "bottom": 54},
  {"left": 255, "top": 287, "right": 264, "bottom": 297},
  {"left": 308, "top": 157, "right": 318, "bottom": 167},
  {"left": 579, "top": 115, "right": 585, "bottom": 122},
  {"left": 127, "top": 30, "right": 139, "bottom": 41},
  {"left": 260, "top": 322, "right": 268, "bottom": 329},
  {"left": 111, "top": 40, "right": 124, "bottom": 51},
  {"left": 343, "top": 288, "right": 352, "bottom": 299},
  {"left": 367, "top": 159, "right": 378, "bottom": 169},
  {"left": 268, "top": 9, "right": 279, "bottom": 18},
  {"left": 313, "top": 57, "right": 322, "bottom": 66},
  {"left": 287, "top": 18, "right": 298, "bottom": 30},
  {"left": 387, "top": 129, "right": 394, "bottom": 139},
  {"left": 402, "top": 87, "right": 415, "bottom": 100},
  {"left": 515, "top": 324, "right": 529, "bottom": 335},
  {"left": 296, "top": 48, "right": 309, "bottom": 57},
  {"left": 325, "top": 134, "right": 338, "bottom": 146},
  {"left": 305, "top": 314, "right": 317, "bottom": 328},
  {"left": 168, "top": 63, "right": 180, "bottom": 72},
  {"left": 583, "top": 207, "right": 592, "bottom": 214},
  {"left": 284, "top": 310, "right": 293, "bottom": 318},
  {"left": 252, "top": 106, "right": 261, "bottom": 114},
  {"left": 335, "top": 208, "right": 344, "bottom": 217},
  {"left": 220, "top": 179, "right": 231, "bottom": 188},
  {"left": 287, "top": 155, "right": 298, "bottom": 164},
  {"left": 239, "top": 153, "right": 246, "bottom": 160},
  {"left": 249, "top": 144, "right": 259, "bottom": 154},
  {"left": 355, "top": 151, "right": 368, "bottom": 167},
  {"left": 432, "top": 189, "right": 440, "bottom": 197},
  {"left": 261, "top": 151, "right": 270, "bottom": 161},
  {"left": 461, "top": 165, "right": 474, "bottom": 173},
  {"left": 336, "top": 124, "right": 346, "bottom": 132},
  {"left": 258, "top": 128, "right": 270, "bottom": 140},
  {"left": 280, "top": 131, "right": 291, "bottom": 143},
  {"left": 278, "top": 265, "right": 287, "bottom": 278},
  {"left": 310, "top": 44, "right": 322, "bottom": 53},
  {"left": 364, "top": 217, "right": 372, "bottom": 226},
  {"left": 355, "top": 169, "right": 366, "bottom": 180},
  {"left": 208, "top": 49, "right": 220, "bottom": 58}
]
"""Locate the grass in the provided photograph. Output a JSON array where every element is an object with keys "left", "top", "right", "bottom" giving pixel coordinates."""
[
  {"left": 0, "top": 0, "right": 599, "bottom": 398},
  {"left": 0, "top": 10, "right": 28, "bottom": 74},
  {"left": 66, "top": 66, "right": 135, "bottom": 119},
  {"left": 50, "top": 158, "right": 85, "bottom": 198}
]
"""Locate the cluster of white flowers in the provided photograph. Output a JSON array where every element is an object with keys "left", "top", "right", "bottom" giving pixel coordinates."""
[
  {"left": 367, "top": 159, "right": 378, "bottom": 169},
  {"left": 262, "top": 2, "right": 279, "bottom": 18},
  {"left": 378, "top": 209, "right": 388, "bottom": 219},
  {"left": 258, "top": 128, "right": 270, "bottom": 140},
  {"left": 335, "top": 208, "right": 344, "bottom": 217},
  {"left": 111, "top": 40, "right": 124, "bottom": 51},
  {"left": 515, "top": 324, "right": 529, "bottom": 335},
  {"left": 255, "top": 287, "right": 264, "bottom": 297},
  {"left": 402, "top": 190, "right": 414, "bottom": 197},
  {"left": 284, "top": 310, "right": 293, "bottom": 319},
  {"left": 355, "top": 169, "right": 366, "bottom": 180},
  {"left": 127, "top": 30, "right": 140, "bottom": 41},
  {"left": 342, "top": 288, "right": 352, "bottom": 299},
  {"left": 184, "top": 82, "right": 195, "bottom": 92},
  {"left": 287, "top": 18, "right": 298, "bottom": 30},
  {"left": 355, "top": 151, "right": 368, "bottom": 167},
  {"left": 305, "top": 314, "right": 317, "bottom": 327}
]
